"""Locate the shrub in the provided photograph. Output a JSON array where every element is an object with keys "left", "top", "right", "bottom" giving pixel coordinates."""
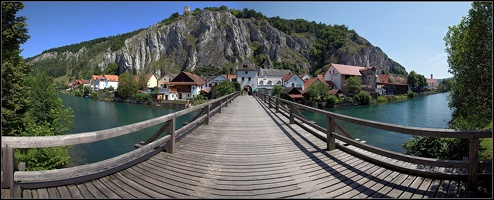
[
  {"left": 108, "top": 86, "right": 114, "bottom": 92},
  {"left": 377, "top": 96, "right": 388, "bottom": 103},
  {"left": 357, "top": 91, "right": 372, "bottom": 105},
  {"left": 134, "top": 93, "right": 151, "bottom": 102},
  {"left": 325, "top": 95, "right": 338, "bottom": 108}
]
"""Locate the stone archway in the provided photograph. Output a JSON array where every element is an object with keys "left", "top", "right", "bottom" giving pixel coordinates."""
[{"left": 242, "top": 85, "right": 253, "bottom": 95}]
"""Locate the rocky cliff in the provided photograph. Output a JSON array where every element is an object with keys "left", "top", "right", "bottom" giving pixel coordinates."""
[{"left": 28, "top": 9, "right": 406, "bottom": 79}]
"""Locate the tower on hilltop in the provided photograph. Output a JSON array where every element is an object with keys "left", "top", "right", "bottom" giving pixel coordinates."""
[{"left": 184, "top": 6, "right": 190, "bottom": 14}]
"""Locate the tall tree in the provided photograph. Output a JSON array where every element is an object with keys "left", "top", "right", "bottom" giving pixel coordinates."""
[
  {"left": 105, "top": 62, "right": 119, "bottom": 75},
  {"left": 345, "top": 76, "right": 362, "bottom": 96},
  {"left": 444, "top": 2, "right": 492, "bottom": 129},
  {"left": 117, "top": 72, "right": 138, "bottom": 99},
  {"left": 138, "top": 73, "right": 148, "bottom": 90},
  {"left": 1, "top": 2, "right": 31, "bottom": 136},
  {"left": 306, "top": 82, "right": 328, "bottom": 101}
]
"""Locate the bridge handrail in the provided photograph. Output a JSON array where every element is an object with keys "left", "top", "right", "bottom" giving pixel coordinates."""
[
  {"left": 1, "top": 92, "right": 239, "bottom": 193},
  {"left": 1, "top": 92, "right": 239, "bottom": 148},
  {"left": 255, "top": 92, "right": 492, "bottom": 191}
]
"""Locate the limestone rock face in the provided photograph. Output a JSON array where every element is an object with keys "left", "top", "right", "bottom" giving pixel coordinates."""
[{"left": 29, "top": 9, "right": 406, "bottom": 79}]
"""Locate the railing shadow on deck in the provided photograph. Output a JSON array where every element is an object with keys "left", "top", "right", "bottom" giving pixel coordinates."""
[
  {"left": 1, "top": 92, "right": 240, "bottom": 198},
  {"left": 255, "top": 96, "right": 407, "bottom": 198},
  {"left": 254, "top": 92, "right": 492, "bottom": 194}
]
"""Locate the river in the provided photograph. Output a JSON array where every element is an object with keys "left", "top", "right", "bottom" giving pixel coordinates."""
[
  {"left": 60, "top": 92, "right": 452, "bottom": 166},
  {"left": 58, "top": 93, "right": 197, "bottom": 166},
  {"left": 301, "top": 92, "right": 453, "bottom": 153}
]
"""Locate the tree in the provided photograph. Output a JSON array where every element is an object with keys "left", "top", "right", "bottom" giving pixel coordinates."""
[
  {"left": 357, "top": 91, "right": 372, "bottom": 105},
  {"left": 403, "top": 2, "right": 492, "bottom": 160},
  {"left": 105, "top": 62, "right": 119, "bottom": 75},
  {"left": 1, "top": 2, "right": 31, "bottom": 136},
  {"left": 213, "top": 80, "right": 235, "bottom": 98},
  {"left": 271, "top": 85, "right": 283, "bottom": 97},
  {"left": 138, "top": 73, "right": 148, "bottom": 90},
  {"left": 306, "top": 82, "right": 328, "bottom": 101},
  {"left": 444, "top": 1, "right": 492, "bottom": 129},
  {"left": 437, "top": 78, "right": 454, "bottom": 93},
  {"left": 406, "top": 70, "right": 419, "bottom": 89},
  {"left": 345, "top": 76, "right": 362, "bottom": 96},
  {"left": 117, "top": 72, "right": 139, "bottom": 99}
]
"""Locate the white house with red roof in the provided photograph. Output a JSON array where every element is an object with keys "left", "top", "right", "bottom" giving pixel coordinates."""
[
  {"left": 322, "top": 63, "right": 377, "bottom": 94},
  {"left": 103, "top": 74, "right": 119, "bottom": 90},
  {"left": 282, "top": 73, "right": 305, "bottom": 91},
  {"left": 165, "top": 71, "right": 206, "bottom": 100},
  {"left": 91, "top": 75, "right": 104, "bottom": 90}
]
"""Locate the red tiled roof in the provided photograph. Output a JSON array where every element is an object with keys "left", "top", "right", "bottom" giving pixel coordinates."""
[
  {"left": 92, "top": 75, "right": 103, "bottom": 81},
  {"left": 328, "top": 89, "right": 344, "bottom": 95},
  {"left": 104, "top": 75, "right": 119, "bottom": 82},
  {"left": 304, "top": 77, "right": 328, "bottom": 90},
  {"left": 222, "top": 74, "right": 237, "bottom": 79},
  {"left": 183, "top": 72, "right": 206, "bottom": 85},
  {"left": 325, "top": 81, "right": 336, "bottom": 87},
  {"left": 378, "top": 74, "right": 392, "bottom": 83},
  {"left": 288, "top": 94, "right": 304, "bottom": 99},
  {"left": 323, "top": 63, "right": 365, "bottom": 76}
]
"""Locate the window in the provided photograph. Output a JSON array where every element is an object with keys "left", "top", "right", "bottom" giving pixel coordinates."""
[
  {"left": 277, "top": 81, "right": 281, "bottom": 85},
  {"left": 259, "top": 80, "right": 264, "bottom": 85},
  {"left": 242, "top": 77, "right": 245, "bottom": 81},
  {"left": 192, "top": 86, "right": 195, "bottom": 90},
  {"left": 267, "top": 80, "right": 272, "bottom": 85},
  {"left": 209, "top": 84, "right": 212, "bottom": 87},
  {"left": 245, "top": 71, "right": 248, "bottom": 74},
  {"left": 248, "top": 77, "right": 251, "bottom": 81},
  {"left": 292, "top": 83, "right": 295, "bottom": 87}
]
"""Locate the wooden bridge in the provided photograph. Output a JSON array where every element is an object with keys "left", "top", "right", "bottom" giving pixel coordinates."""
[{"left": 2, "top": 92, "right": 492, "bottom": 198}]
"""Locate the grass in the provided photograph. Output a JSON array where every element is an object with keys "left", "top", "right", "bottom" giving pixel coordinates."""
[{"left": 480, "top": 137, "right": 492, "bottom": 160}]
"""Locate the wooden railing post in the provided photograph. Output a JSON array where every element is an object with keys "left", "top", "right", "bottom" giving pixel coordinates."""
[
  {"left": 165, "top": 118, "right": 176, "bottom": 154},
  {"left": 275, "top": 98, "right": 279, "bottom": 113},
  {"left": 468, "top": 138, "right": 479, "bottom": 191},
  {"left": 268, "top": 95, "right": 272, "bottom": 108},
  {"left": 2, "top": 147, "right": 14, "bottom": 189},
  {"left": 327, "top": 115, "right": 336, "bottom": 151},
  {"left": 219, "top": 99, "right": 222, "bottom": 113},
  {"left": 205, "top": 104, "right": 210, "bottom": 125},
  {"left": 289, "top": 104, "right": 294, "bottom": 124}
]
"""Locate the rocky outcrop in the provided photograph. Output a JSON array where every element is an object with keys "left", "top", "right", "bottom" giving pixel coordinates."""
[{"left": 29, "top": 9, "right": 406, "bottom": 79}]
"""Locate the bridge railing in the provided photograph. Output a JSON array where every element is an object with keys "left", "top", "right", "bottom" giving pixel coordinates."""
[
  {"left": 1, "top": 92, "right": 239, "bottom": 197},
  {"left": 255, "top": 92, "right": 492, "bottom": 191}
]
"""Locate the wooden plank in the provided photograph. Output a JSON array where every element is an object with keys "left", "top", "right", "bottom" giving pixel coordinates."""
[
  {"left": 106, "top": 173, "right": 150, "bottom": 198},
  {"left": 46, "top": 187, "right": 60, "bottom": 198},
  {"left": 399, "top": 175, "right": 425, "bottom": 198},
  {"left": 91, "top": 179, "right": 121, "bottom": 198},
  {"left": 75, "top": 183, "right": 95, "bottom": 198},
  {"left": 97, "top": 176, "right": 136, "bottom": 198},
  {"left": 434, "top": 179, "right": 449, "bottom": 198},
  {"left": 446, "top": 180, "right": 460, "bottom": 198},
  {"left": 409, "top": 177, "right": 433, "bottom": 198},
  {"left": 36, "top": 188, "right": 49, "bottom": 199},
  {"left": 423, "top": 179, "right": 441, "bottom": 198},
  {"left": 84, "top": 182, "right": 107, "bottom": 198},
  {"left": 56, "top": 186, "right": 72, "bottom": 199},
  {"left": 22, "top": 189, "right": 32, "bottom": 199}
]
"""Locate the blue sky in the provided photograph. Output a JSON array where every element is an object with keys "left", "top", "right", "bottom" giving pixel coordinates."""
[{"left": 18, "top": 1, "right": 473, "bottom": 79}]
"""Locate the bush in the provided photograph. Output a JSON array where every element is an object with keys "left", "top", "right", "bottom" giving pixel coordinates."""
[
  {"left": 407, "top": 90, "right": 415, "bottom": 98},
  {"left": 191, "top": 94, "right": 208, "bottom": 105},
  {"left": 108, "top": 86, "right": 114, "bottom": 91},
  {"left": 134, "top": 93, "right": 151, "bottom": 102},
  {"left": 325, "top": 95, "right": 338, "bottom": 108},
  {"left": 377, "top": 96, "right": 388, "bottom": 103},
  {"left": 357, "top": 91, "right": 372, "bottom": 105},
  {"left": 89, "top": 91, "right": 99, "bottom": 100}
]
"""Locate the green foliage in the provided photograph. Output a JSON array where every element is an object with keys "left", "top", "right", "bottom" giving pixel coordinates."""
[
  {"left": 229, "top": 8, "right": 268, "bottom": 21},
  {"left": 108, "top": 85, "right": 114, "bottom": 92},
  {"left": 160, "top": 12, "right": 181, "bottom": 25},
  {"left": 407, "top": 70, "right": 426, "bottom": 90},
  {"left": 194, "top": 65, "right": 222, "bottom": 76},
  {"left": 325, "top": 95, "right": 338, "bottom": 108},
  {"left": 191, "top": 94, "right": 208, "bottom": 105},
  {"left": 117, "top": 72, "right": 138, "bottom": 99},
  {"left": 134, "top": 93, "right": 151, "bottom": 102},
  {"left": 407, "top": 90, "right": 415, "bottom": 98},
  {"left": 306, "top": 82, "right": 328, "bottom": 102},
  {"left": 271, "top": 85, "right": 283, "bottom": 97},
  {"left": 444, "top": 2, "right": 492, "bottom": 128},
  {"left": 105, "top": 62, "right": 119, "bottom": 75},
  {"left": 233, "top": 82, "right": 241, "bottom": 91},
  {"left": 15, "top": 146, "right": 70, "bottom": 171},
  {"left": 138, "top": 73, "right": 148, "bottom": 90},
  {"left": 437, "top": 78, "right": 453, "bottom": 93},
  {"left": 345, "top": 76, "right": 362, "bottom": 96},
  {"left": 1, "top": 2, "right": 32, "bottom": 136},
  {"left": 213, "top": 80, "right": 235, "bottom": 98},
  {"left": 377, "top": 96, "right": 388, "bottom": 103},
  {"left": 357, "top": 91, "right": 372, "bottom": 105}
]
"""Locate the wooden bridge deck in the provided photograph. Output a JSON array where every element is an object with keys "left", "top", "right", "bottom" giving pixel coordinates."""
[{"left": 2, "top": 95, "right": 484, "bottom": 198}]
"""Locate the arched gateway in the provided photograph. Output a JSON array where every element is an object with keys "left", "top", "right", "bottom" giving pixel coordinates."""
[{"left": 242, "top": 85, "right": 253, "bottom": 95}]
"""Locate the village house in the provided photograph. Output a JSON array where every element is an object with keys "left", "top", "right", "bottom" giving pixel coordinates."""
[
  {"left": 303, "top": 75, "right": 329, "bottom": 99},
  {"left": 322, "top": 63, "right": 377, "bottom": 95},
  {"left": 134, "top": 74, "right": 158, "bottom": 89},
  {"left": 377, "top": 73, "right": 410, "bottom": 95},
  {"left": 157, "top": 73, "right": 178, "bottom": 88},
  {"left": 299, "top": 73, "right": 311, "bottom": 82},
  {"left": 282, "top": 73, "right": 305, "bottom": 91},
  {"left": 165, "top": 71, "right": 206, "bottom": 100},
  {"left": 236, "top": 61, "right": 259, "bottom": 95},
  {"left": 426, "top": 74, "right": 438, "bottom": 90},
  {"left": 257, "top": 68, "right": 291, "bottom": 96},
  {"left": 91, "top": 75, "right": 104, "bottom": 90},
  {"left": 73, "top": 79, "right": 90, "bottom": 89},
  {"left": 102, "top": 74, "right": 119, "bottom": 90}
]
